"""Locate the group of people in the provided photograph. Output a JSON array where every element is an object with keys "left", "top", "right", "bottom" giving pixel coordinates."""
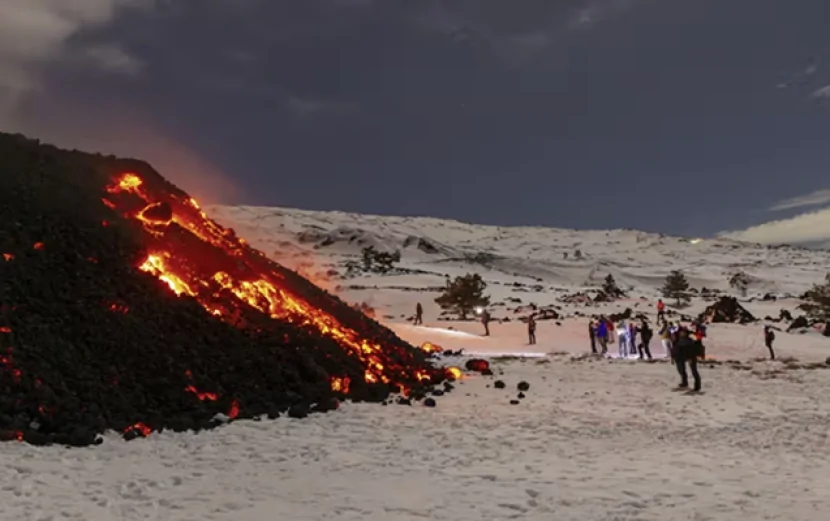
[
  {"left": 413, "top": 297, "right": 782, "bottom": 393},
  {"left": 587, "top": 299, "right": 707, "bottom": 392}
]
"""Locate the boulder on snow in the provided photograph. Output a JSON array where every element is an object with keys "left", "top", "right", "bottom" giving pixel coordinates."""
[
  {"left": 787, "top": 316, "right": 810, "bottom": 332},
  {"left": 700, "top": 296, "right": 756, "bottom": 324}
]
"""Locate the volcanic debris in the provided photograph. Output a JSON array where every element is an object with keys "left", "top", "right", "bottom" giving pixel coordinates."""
[
  {"left": 699, "top": 296, "right": 756, "bottom": 324},
  {"left": 0, "top": 132, "right": 447, "bottom": 446}
]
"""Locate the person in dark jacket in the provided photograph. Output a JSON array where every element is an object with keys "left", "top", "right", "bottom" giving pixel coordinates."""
[
  {"left": 638, "top": 320, "right": 653, "bottom": 360},
  {"left": 481, "top": 309, "right": 491, "bottom": 336},
  {"left": 595, "top": 316, "right": 609, "bottom": 355},
  {"left": 414, "top": 303, "right": 423, "bottom": 325},
  {"left": 589, "top": 320, "right": 597, "bottom": 354},
  {"left": 764, "top": 325, "right": 776, "bottom": 360},
  {"left": 673, "top": 328, "right": 701, "bottom": 392},
  {"left": 527, "top": 314, "right": 537, "bottom": 345}
]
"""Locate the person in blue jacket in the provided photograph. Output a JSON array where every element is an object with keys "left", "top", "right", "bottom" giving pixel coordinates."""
[{"left": 595, "top": 316, "right": 609, "bottom": 355}]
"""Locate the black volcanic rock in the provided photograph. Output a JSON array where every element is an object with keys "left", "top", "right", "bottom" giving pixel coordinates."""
[
  {"left": 699, "top": 297, "right": 755, "bottom": 324},
  {"left": 0, "top": 132, "right": 443, "bottom": 446}
]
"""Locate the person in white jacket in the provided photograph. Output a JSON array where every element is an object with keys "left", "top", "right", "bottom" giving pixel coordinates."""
[{"left": 617, "top": 320, "right": 630, "bottom": 357}]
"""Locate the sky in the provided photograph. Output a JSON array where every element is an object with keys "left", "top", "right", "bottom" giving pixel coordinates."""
[{"left": 2, "top": 0, "right": 830, "bottom": 246}]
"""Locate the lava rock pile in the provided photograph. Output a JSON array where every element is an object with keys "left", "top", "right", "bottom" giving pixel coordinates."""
[
  {"left": 699, "top": 296, "right": 756, "bottom": 324},
  {"left": 0, "top": 133, "right": 444, "bottom": 446}
]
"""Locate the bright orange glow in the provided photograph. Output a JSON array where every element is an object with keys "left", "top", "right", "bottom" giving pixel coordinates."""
[
  {"left": 2, "top": 253, "right": 12, "bottom": 261},
  {"left": 102, "top": 171, "right": 438, "bottom": 393},
  {"left": 33, "top": 242, "right": 44, "bottom": 250},
  {"left": 445, "top": 366, "right": 462, "bottom": 380},
  {"left": 124, "top": 422, "right": 152, "bottom": 437},
  {"left": 420, "top": 342, "right": 443, "bottom": 354}
]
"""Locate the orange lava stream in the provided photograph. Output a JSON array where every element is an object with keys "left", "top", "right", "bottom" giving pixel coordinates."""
[{"left": 103, "top": 173, "right": 432, "bottom": 389}]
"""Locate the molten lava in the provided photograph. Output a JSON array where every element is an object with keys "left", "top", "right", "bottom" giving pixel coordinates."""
[{"left": 101, "top": 171, "right": 438, "bottom": 394}]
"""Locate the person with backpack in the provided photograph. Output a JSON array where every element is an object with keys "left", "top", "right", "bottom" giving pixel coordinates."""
[
  {"left": 638, "top": 320, "right": 653, "bottom": 360},
  {"left": 764, "top": 325, "right": 776, "bottom": 360}
]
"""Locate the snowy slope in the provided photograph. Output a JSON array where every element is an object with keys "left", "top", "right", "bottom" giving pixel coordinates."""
[{"left": 208, "top": 205, "right": 830, "bottom": 301}]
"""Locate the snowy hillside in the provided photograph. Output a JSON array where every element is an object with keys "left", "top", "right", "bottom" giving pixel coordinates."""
[{"left": 209, "top": 204, "right": 830, "bottom": 300}]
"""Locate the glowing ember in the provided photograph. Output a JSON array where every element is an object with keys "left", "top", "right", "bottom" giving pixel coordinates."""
[
  {"left": 420, "top": 342, "right": 443, "bottom": 354},
  {"left": 33, "top": 242, "right": 44, "bottom": 250},
  {"left": 445, "top": 366, "right": 462, "bottom": 380},
  {"left": 185, "top": 385, "right": 218, "bottom": 401},
  {"left": 2, "top": 253, "right": 12, "bottom": 261},
  {"left": 101, "top": 171, "right": 437, "bottom": 390},
  {"left": 124, "top": 422, "right": 152, "bottom": 437},
  {"left": 228, "top": 400, "right": 240, "bottom": 419},
  {"left": 0, "top": 327, "right": 10, "bottom": 333}
]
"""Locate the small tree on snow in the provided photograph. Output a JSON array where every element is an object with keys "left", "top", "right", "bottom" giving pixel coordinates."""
[
  {"left": 435, "top": 273, "right": 490, "bottom": 320},
  {"left": 361, "top": 246, "right": 400, "bottom": 274},
  {"left": 804, "top": 273, "right": 830, "bottom": 321},
  {"left": 602, "top": 274, "right": 625, "bottom": 298},
  {"left": 662, "top": 270, "right": 690, "bottom": 307},
  {"left": 729, "top": 270, "right": 751, "bottom": 297}
]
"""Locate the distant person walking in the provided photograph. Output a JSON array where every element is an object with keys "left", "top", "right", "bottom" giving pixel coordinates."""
[
  {"left": 764, "top": 325, "right": 776, "bottom": 360},
  {"left": 673, "top": 328, "right": 702, "bottom": 392},
  {"left": 481, "top": 309, "right": 491, "bottom": 336},
  {"left": 656, "top": 299, "right": 666, "bottom": 322},
  {"left": 595, "top": 317, "right": 609, "bottom": 355},
  {"left": 414, "top": 302, "right": 423, "bottom": 325},
  {"left": 589, "top": 320, "right": 597, "bottom": 354},
  {"left": 638, "top": 320, "right": 653, "bottom": 360},
  {"left": 527, "top": 314, "right": 537, "bottom": 345}
]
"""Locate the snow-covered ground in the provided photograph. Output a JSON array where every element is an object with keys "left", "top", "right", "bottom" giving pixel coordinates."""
[{"left": 3, "top": 205, "right": 830, "bottom": 521}]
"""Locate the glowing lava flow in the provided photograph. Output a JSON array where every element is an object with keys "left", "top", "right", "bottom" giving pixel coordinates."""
[{"left": 102, "top": 172, "right": 435, "bottom": 389}]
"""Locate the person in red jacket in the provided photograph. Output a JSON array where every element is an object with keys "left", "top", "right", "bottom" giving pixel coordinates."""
[{"left": 656, "top": 299, "right": 666, "bottom": 321}]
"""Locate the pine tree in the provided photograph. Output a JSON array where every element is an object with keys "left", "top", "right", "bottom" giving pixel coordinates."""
[
  {"left": 602, "top": 274, "right": 625, "bottom": 298},
  {"left": 728, "top": 270, "right": 751, "bottom": 297},
  {"left": 804, "top": 273, "right": 830, "bottom": 321},
  {"left": 662, "top": 270, "right": 690, "bottom": 307},
  {"left": 435, "top": 273, "right": 490, "bottom": 320}
]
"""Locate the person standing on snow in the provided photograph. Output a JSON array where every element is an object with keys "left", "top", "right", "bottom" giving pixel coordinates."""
[
  {"left": 628, "top": 321, "right": 638, "bottom": 355},
  {"left": 638, "top": 320, "right": 653, "bottom": 360},
  {"left": 414, "top": 302, "right": 423, "bottom": 325},
  {"left": 527, "top": 314, "right": 537, "bottom": 345},
  {"left": 764, "top": 325, "right": 776, "bottom": 360},
  {"left": 588, "top": 320, "right": 597, "bottom": 354},
  {"left": 617, "top": 320, "right": 630, "bottom": 357},
  {"left": 481, "top": 309, "right": 491, "bottom": 336},
  {"left": 595, "top": 317, "right": 609, "bottom": 355},
  {"left": 658, "top": 320, "right": 673, "bottom": 360},
  {"left": 656, "top": 299, "right": 666, "bottom": 322},
  {"left": 673, "top": 328, "right": 702, "bottom": 392}
]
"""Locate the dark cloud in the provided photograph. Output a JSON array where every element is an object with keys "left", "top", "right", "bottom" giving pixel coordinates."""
[{"left": 3, "top": 0, "right": 830, "bottom": 238}]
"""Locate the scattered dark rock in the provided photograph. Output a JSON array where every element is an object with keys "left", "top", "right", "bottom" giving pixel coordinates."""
[
  {"left": 699, "top": 297, "right": 756, "bottom": 324},
  {"left": 494, "top": 380, "right": 506, "bottom": 389},
  {"left": 465, "top": 358, "right": 491, "bottom": 373},
  {"left": 787, "top": 316, "right": 810, "bottom": 331},
  {"left": 517, "top": 381, "right": 530, "bottom": 392},
  {"left": 517, "top": 392, "right": 525, "bottom": 399},
  {"left": 509, "top": 399, "right": 520, "bottom": 405},
  {"left": 423, "top": 398, "right": 437, "bottom": 407}
]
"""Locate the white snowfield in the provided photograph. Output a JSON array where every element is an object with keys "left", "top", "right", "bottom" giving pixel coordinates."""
[{"left": 3, "top": 205, "right": 830, "bottom": 521}]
